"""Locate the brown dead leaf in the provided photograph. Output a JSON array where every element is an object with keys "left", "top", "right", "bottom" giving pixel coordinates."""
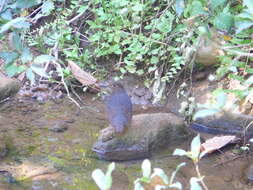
[
  {"left": 201, "top": 135, "right": 237, "bottom": 153},
  {"left": 68, "top": 61, "right": 97, "bottom": 86}
]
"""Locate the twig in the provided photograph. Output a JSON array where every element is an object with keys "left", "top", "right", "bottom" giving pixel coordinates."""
[
  {"left": 195, "top": 163, "right": 209, "bottom": 190},
  {"left": 55, "top": 61, "right": 82, "bottom": 109}
]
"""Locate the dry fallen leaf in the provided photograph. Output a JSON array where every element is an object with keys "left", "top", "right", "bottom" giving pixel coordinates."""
[
  {"left": 201, "top": 135, "right": 237, "bottom": 153},
  {"left": 68, "top": 61, "right": 97, "bottom": 86}
]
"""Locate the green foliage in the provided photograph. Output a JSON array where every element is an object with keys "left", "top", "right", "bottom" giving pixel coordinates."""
[
  {"left": 0, "top": 0, "right": 54, "bottom": 79},
  {"left": 92, "top": 162, "right": 115, "bottom": 190}
]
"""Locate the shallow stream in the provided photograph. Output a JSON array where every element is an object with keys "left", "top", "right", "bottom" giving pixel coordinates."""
[{"left": 0, "top": 96, "right": 252, "bottom": 190}]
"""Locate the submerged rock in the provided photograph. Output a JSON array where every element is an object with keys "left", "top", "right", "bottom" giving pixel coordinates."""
[
  {"left": 92, "top": 113, "right": 187, "bottom": 161},
  {"left": 0, "top": 73, "right": 20, "bottom": 101}
]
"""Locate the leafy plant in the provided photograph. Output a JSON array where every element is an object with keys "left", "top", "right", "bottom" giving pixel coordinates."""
[
  {"left": 0, "top": 0, "right": 54, "bottom": 79},
  {"left": 92, "top": 162, "right": 115, "bottom": 190},
  {"left": 134, "top": 159, "right": 184, "bottom": 190},
  {"left": 173, "top": 135, "right": 209, "bottom": 190}
]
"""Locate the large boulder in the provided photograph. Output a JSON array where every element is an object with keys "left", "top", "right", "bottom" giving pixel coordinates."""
[
  {"left": 0, "top": 73, "right": 20, "bottom": 101},
  {"left": 92, "top": 113, "right": 188, "bottom": 161}
]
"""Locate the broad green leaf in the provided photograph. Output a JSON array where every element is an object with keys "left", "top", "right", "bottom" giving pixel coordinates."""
[
  {"left": 26, "top": 68, "right": 35, "bottom": 85},
  {"left": 190, "top": 177, "right": 203, "bottom": 190},
  {"left": 14, "top": 20, "right": 30, "bottom": 29},
  {"left": 5, "top": 64, "right": 26, "bottom": 77},
  {"left": 132, "top": 3, "right": 144, "bottom": 12},
  {"left": 173, "top": 149, "right": 187, "bottom": 156},
  {"left": 0, "top": 52, "right": 18, "bottom": 64},
  {"left": 30, "top": 64, "right": 50, "bottom": 78},
  {"left": 34, "top": 55, "right": 56, "bottom": 64},
  {"left": 104, "top": 162, "right": 115, "bottom": 189},
  {"left": 136, "top": 69, "right": 144, "bottom": 75},
  {"left": 21, "top": 48, "right": 33, "bottom": 63},
  {"left": 142, "top": 159, "right": 151, "bottom": 178},
  {"left": 12, "top": 32, "right": 23, "bottom": 52},
  {"left": 151, "top": 56, "right": 159, "bottom": 64},
  {"left": 0, "top": 17, "right": 28, "bottom": 34},
  {"left": 1, "top": 9, "right": 12, "bottom": 20},
  {"left": 92, "top": 169, "right": 107, "bottom": 190},
  {"left": 214, "top": 12, "right": 234, "bottom": 32},
  {"left": 190, "top": 1, "right": 206, "bottom": 16},
  {"left": 193, "top": 109, "right": 219, "bottom": 120},
  {"left": 210, "top": 0, "right": 227, "bottom": 10},
  {"left": 41, "top": 1, "right": 54, "bottom": 15},
  {"left": 15, "top": 0, "right": 39, "bottom": 8},
  {"left": 190, "top": 135, "right": 201, "bottom": 160},
  {"left": 175, "top": 0, "right": 185, "bottom": 16}
]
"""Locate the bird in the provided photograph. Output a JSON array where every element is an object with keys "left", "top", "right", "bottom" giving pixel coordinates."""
[{"left": 99, "top": 82, "right": 132, "bottom": 134}]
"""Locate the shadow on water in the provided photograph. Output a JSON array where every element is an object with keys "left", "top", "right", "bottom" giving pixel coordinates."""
[{"left": 0, "top": 96, "right": 253, "bottom": 190}]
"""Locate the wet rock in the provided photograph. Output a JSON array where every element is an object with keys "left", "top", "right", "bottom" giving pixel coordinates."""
[
  {"left": 92, "top": 113, "right": 187, "bottom": 161},
  {"left": 189, "top": 112, "right": 253, "bottom": 141},
  {"left": 0, "top": 73, "right": 20, "bottom": 101},
  {"left": 49, "top": 121, "right": 68, "bottom": 132}
]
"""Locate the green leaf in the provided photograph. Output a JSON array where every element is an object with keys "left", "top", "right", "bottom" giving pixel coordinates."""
[
  {"left": 42, "top": 1, "right": 54, "bottom": 15},
  {"left": 193, "top": 109, "right": 219, "bottom": 120},
  {"left": 1, "top": 9, "right": 12, "bottom": 20},
  {"left": 34, "top": 55, "right": 56, "bottom": 64},
  {"left": 26, "top": 68, "right": 35, "bottom": 85},
  {"left": 92, "top": 169, "right": 107, "bottom": 190},
  {"left": 0, "top": 52, "right": 19, "bottom": 64},
  {"left": 21, "top": 48, "right": 33, "bottom": 63},
  {"left": 173, "top": 149, "right": 187, "bottom": 156},
  {"left": 190, "top": 177, "right": 203, "bottom": 190},
  {"left": 16, "top": 0, "right": 39, "bottom": 8},
  {"left": 175, "top": 0, "right": 185, "bottom": 16},
  {"left": 190, "top": 1, "right": 206, "bottom": 16},
  {"left": 5, "top": 64, "right": 26, "bottom": 77},
  {"left": 214, "top": 12, "right": 234, "bottom": 32},
  {"left": 30, "top": 64, "right": 50, "bottom": 78},
  {"left": 151, "top": 56, "right": 159, "bottom": 64},
  {"left": 190, "top": 135, "right": 201, "bottom": 160},
  {"left": 142, "top": 159, "right": 151, "bottom": 178},
  {"left": 104, "top": 162, "right": 115, "bottom": 189},
  {"left": 210, "top": 0, "right": 227, "bottom": 10},
  {"left": 12, "top": 32, "right": 23, "bottom": 52},
  {"left": 132, "top": 3, "right": 144, "bottom": 12},
  {"left": 0, "top": 17, "right": 29, "bottom": 34}
]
